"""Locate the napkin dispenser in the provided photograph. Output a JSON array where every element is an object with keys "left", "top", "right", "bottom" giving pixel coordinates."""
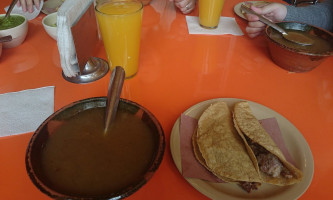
[{"left": 57, "top": 0, "right": 108, "bottom": 84}]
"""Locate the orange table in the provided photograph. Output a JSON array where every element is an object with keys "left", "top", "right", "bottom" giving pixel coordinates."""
[{"left": 0, "top": 0, "right": 332, "bottom": 199}]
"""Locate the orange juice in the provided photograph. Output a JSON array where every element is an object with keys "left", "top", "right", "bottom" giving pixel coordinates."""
[
  {"left": 95, "top": 0, "right": 143, "bottom": 78},
  {"left": 199, "top": 0, "right": 224, "bottom": 29}
]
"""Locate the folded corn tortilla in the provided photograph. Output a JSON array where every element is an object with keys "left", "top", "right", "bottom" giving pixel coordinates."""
[
  {"left": 233, "top": 101, "right": 303, "bottom": 186},
  {"left": 195, "top": 101, "right": 261, "bottom": 183}
]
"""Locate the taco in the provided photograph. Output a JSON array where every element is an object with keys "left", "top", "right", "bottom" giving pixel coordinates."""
[
  {"left": 194, "top": 101, "right": 262, "bottom": 186},
  {"left": 192, "top": 127, "right": 236, "bottom": 183},
  {"left": 233, "top": 101, "right": 304, "bottom": 186}
]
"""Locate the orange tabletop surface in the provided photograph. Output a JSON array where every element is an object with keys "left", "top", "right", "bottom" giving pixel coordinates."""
[{"left": 1, "top": 0, "right": 333, "bottom": 199}]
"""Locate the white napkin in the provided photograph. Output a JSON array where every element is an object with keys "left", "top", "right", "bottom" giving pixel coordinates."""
[
  {"left": 4, "top": 0, "right": 44, "bottom": 20},
  {"left": 0, "top": 86, "right": 54, "bottom": 137},
  {"left": 186, "top": 16, "right": 243, "bottom": 36},
  {"left": 57, "top": 0, "right": 94, "bottom": 77}
]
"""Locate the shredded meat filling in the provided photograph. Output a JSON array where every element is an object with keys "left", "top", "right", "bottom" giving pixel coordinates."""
[
  {"left": 257, "top": 153, "right": 282, "bottom": 177},
  {"left": 238, "top": 182, "right": 261, "bottom": 193},
  {"left": 245, "top": 135, "right": 293, "bottom": 179}
]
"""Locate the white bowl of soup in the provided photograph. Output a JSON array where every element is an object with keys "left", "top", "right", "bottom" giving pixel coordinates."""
[
  {"left": 25, "top": 97, "right": 165, "bottom": 199},
  {"left": 0, "top": 14, "right": 28, "bottom": 48}
]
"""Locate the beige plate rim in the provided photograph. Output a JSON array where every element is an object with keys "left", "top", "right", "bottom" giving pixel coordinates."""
[
  {"left": 170, "top": 98, "right": 314, "bottom": 200},
  {"left": 234, "top": 1, "right": 270, "bottom": 20}
]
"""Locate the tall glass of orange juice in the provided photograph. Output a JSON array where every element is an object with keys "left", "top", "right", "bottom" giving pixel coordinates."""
[
  {"left": 95, "top": 0, "right": 143, "bottom": 78},
  {"left": 199, "top": 0, "right": 225, "bottom": 29}
]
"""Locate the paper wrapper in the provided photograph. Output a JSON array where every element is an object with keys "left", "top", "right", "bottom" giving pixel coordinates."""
[{"left": 180, "top": 114, "right": 295, "bottom": 182}]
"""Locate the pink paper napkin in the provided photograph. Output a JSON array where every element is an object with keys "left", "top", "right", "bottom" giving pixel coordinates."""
[
  {"left": 180, "top": 114, "right": 224, "bottom": 182},
  {"left": 180, "top": 114, "right": 295, "bottom": 182}
]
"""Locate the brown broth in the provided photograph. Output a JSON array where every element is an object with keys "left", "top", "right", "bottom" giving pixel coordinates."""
[
  {"left": 270, "top": 29, "right": 332, "bottom": 54},
  {"left": 40, "top": 107, "right": 155, "bottom": 196}
]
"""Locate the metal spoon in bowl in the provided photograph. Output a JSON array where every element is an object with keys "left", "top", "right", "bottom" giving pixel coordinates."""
[
  {"left": 104, "top": 66, "right": 125, "bottom": 134},
  {"left": 241, "top": 4, "right": 313, "bottom": 46},
  {"left": 0, "top": 35, "right": 12, "bottom": 43},
  {"left": 0, "top": 0, "right": 20, "bottom": 25}
]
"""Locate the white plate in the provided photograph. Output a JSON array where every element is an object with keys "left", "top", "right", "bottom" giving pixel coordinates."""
[
  {"left": 170, "top": 98, "right": 314, "bottom": 200},
  {"left": 42, "top": 0, "right": 64, "bottom": 14},
  {"left": 234, "top": 1, "right": 270, "bottom": 20}
]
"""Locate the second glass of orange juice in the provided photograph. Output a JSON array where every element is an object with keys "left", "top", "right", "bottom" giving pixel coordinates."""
[
  {"left": 199, "top": 0, "right": 225, "bottom": 29},
  {"left": 95, "top": 0, "right": 143, "bottom": 78}
]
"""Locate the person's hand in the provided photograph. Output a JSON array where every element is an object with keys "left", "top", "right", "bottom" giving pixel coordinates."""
[
  {"left": 245, "top": 3, "right": 287, "bottom": 38},
  {"left": 17, "top": 0, "right": 41, "bottom": 13},
  {"left": 169, "top": 0, "right": 196, "bottom": 14}
]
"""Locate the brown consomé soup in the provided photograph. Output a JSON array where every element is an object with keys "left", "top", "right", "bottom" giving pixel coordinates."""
[
  {"left": 32, "top": 105, "right": 157, "bottom": 197},
  {"left": 269, "top": 29, "right": 332, "bottom": 54}
]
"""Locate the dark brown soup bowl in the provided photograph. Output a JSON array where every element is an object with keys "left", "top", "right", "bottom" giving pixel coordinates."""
[
  {"left": 25, "top": 97, "right": 165, "bottom": 200},
  {"left": 265, "top": 22, "right": 333, "bottom": 72}
]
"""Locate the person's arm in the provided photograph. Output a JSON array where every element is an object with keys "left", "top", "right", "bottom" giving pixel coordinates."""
[
  {"left": 17, "top": 0, "right": 41, "bottom": 13},
  {"left": 285, "top": 0, "right": 333, "bottom": 32},
  {"left": 169, "top": 0, "right": 196, "bottom": 14},
  {"left": 245, "top": 0, "right": 333, "bottom": 38},
  {"left": 245, "top": 3, "right": 287, "bottom": 38}
]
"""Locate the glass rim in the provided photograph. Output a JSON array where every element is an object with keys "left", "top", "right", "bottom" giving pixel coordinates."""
[{"left": 95, "top": 0, "right": 143, "bottom": 16}]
